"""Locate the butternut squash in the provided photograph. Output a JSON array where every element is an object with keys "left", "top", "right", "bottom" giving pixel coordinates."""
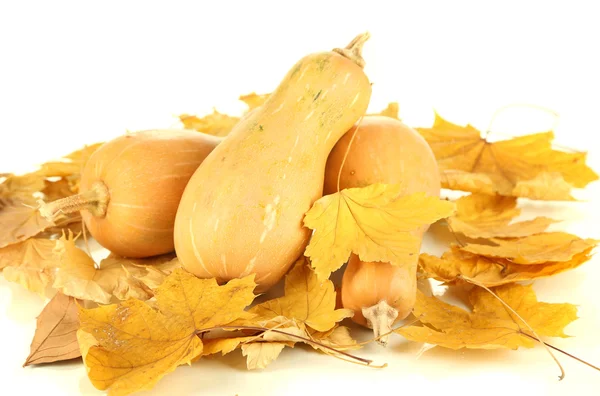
[
  {"left": 174, "top": 33, "right": 372, "bottom": 292},
  {"left": 324, "top": 115, "right": 440, "bottom": 345},
  {"left": 39, "top": 129, "right": 221, "bottom": 258}
]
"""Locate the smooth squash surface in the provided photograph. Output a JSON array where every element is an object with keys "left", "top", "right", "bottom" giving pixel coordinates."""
[
  {"left": 174, "top": 36, "right": 372, "bottom": 292},
  {"left": 42, "top": 129, "right": 221, "bottom": 258}
]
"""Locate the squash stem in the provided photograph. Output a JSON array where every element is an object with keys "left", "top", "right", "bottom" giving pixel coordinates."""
[
  {"left": 334, "top": 32, "right": 370, "bottom": 68},
  {"left": 362, "top": 300, "right": 398, "bottom": 347},
  {"left": 39, "top": 181, "right": 110, "bottom": 220}
]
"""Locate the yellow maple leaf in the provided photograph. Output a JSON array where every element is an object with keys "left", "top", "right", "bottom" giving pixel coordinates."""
[
  {"left": 419, "top": 246, "right": 594, "bottom": 287},
  {"left": 447, "top": 193, "right": 556, "bottom": 238},
  {"left": 78, "top": 268, "right": 256, "bottom": 395},
  {"left": 248, "top": 259, "right": 352, "bottom": 332},
  {"left": 459, "top": 231, "right": 599, "bottom": 264},
  {"left": 0, "top": 238, "right": 57, "bottom": 295},
  {"left": 304, "top": 183, "right": 456, "bottom": 280},
  {"left": 397, "top": 284, "right": 577, "bottom": 350},
  {"left": 179, "top": 109, "right": 239, "bottom": 137},
  {"left": 416, "top": 113, "right": 598, "bottom": 200}
]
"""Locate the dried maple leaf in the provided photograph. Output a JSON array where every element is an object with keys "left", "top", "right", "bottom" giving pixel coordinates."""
[
  {"left": 397, "top": 284, "right": 577, "bottom": 349},
  {"left": 24, "top": 292, "right": 80, "bottom": 366},
  {"left": 0, "top": 174, "right": 46, "bottom": 201},
  {"left": 0, "top": 198, "right": 54, "bottom": 248},
  {"left": 247, "top": 258, "right": 352, "bottom": 332},
  {"left": 448, "top": 193, "right": 556, "bottom": 238},
  {"left": 419, "top": 246, "right": 594, "bottom": 287},
  {"left": 416, "top": 113, "right": 598, "bottom": 200},
  {"left": 53, "top": 234, "right": 178, "bottom": 304},
  {"left": 179, "top": 109, "right": 239, "bottom": 137},
  {"left": 459, "top": 232, "right": 598, "bottom": 264},
  {"left": 239, "top": 92, "right": 270, "bottom": 110},
  {"left": 304, "top": 183, "right": 456, "bottom": 280},
  {"left": 78, "top": 268, "right": 256, "bottom": 395},
  {"left": 0, "top": 238, "right": 57, "bottom": 294}
]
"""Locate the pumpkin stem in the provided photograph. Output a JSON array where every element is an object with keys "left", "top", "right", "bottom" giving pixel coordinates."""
[
  {"left": 334, "top": 32, "right": 370, "bottom": 68},
  {"left": 362, "top": 300, "right": 398, "bottom": 347},
  {"left": 38, "top": 181, "right": 110, "bottom": 220}
]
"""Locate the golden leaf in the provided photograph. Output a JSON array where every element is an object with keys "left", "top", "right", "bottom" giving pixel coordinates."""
[
  {"left": 239, "top": 92, "right": 270, "bottom": 110},
  {"left": 0, "top": 174, "right": 46, "bottom": 201},
  {"left": 179, "top": 109, "right": 239, "bottom": 137},
  {"left": 419, "top": 246, "right": 594, "bottom": 287},
  {"left": 0, "top": 238, "right": 57, "bottom": 294},
  {"left": 304, "top": 183, "right": 456, "bottom": 280},
  {"left": 0, "top": 198, "right": 54, "bottom": 248},
  {"left": 78, "top": 268, "right": 257, "bottom": 395},
  {"left": 248, "top": 259, "right": 352, "bottom": 332},
  {"left": 201, "top": 336, "right": 255, "bottom": 357},
  {"left": 241, "top": 342, "right": 287, "bottom": 370},
  {"left": 397, "top": 284, "right": 577, "bottom": 349},
  {"left": 416, "top": 113, "right": 598, "bottom": 200},
  {"left": 448, "top": 193, "right": 557, "bottom": 238},
  {"left": 460, "top": 232, "right": 599, "bottom": 264},
  {"left": 24, "top": 292, "right": 80, "bottom": 366}
]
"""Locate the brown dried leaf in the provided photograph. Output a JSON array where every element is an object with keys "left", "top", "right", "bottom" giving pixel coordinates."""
[
  {"left": 24, "top": 292, "right": 80, "bottom": 366},
  {"left": 0, "top": 238, "right": 57, "bottom": 295},
  {"left": 0, "top": 198, "right": 54, "bottom": 248}
]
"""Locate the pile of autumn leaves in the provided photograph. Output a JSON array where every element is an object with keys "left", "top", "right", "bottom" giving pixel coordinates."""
[{"left": 0, "top": 94, "right": 599, "bottom": 396}]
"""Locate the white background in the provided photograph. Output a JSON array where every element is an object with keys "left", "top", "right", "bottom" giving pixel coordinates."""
[{"left": 1, "top": 1, "right": 600, "bottom": 395}]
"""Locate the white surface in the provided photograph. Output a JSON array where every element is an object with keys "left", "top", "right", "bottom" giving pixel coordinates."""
[{"left": 1, "top": 1, "right": 600, "bottom": 395}]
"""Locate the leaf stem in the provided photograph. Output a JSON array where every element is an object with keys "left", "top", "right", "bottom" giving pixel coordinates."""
[
  {"left": 197, "top": 325, "right": 380, "bottom": 367},
  {"left": 459, "top": 276, "right": 566, "bottom": 380},
  {"left": 519, "top": 332, "right": 600, "bottom": 373}
]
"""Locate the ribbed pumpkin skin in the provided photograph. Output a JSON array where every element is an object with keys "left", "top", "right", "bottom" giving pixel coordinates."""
[
  {"left": 324, "top": 116, "right": 440, "bottom": 326},
  {"left": 80, "top": 129, "right": 221, "bottom": 258},
  {"left": 174, "top": 51, "right": 372, "bottom": 292}
]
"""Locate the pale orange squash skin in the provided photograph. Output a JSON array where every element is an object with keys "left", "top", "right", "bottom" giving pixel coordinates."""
[
  {"left": 80, "top": 129, "right": 221, "bottom": 258},
  {"left": 175, "top": 51, "right": 372, "bottom": 292},
  {"left": 324, "top": 116, "right": 440, "bottom": 327}
]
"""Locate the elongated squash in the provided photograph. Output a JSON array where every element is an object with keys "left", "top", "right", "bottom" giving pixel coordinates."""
[
  {"left": 174, "top": 34, "right": 373, "bottom": 292},
  {"left": 324, "top": 115, "right": 440, "bottom": 344},
  {"left": 40, "top": 129, "right": 221, "bottom": 258}
]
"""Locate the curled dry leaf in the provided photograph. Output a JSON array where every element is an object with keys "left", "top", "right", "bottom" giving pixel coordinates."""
[
  {"left": 304, "top": 183, "right": 456, "bottom": 280},
  {"left": 397, "top": 284, "right": 578, "bottom": 349},
  {"left": 53, "top": 233, "right": 179, "bottom": 304},
  {"left": 416, "top": 113, "right": 598, "bottom": 200},
  {"left": 24, "top": 292, "right": 80, "bottom": 366},
  {"left": 447, "top": 193, "right": 557, "bottom": 238},
  {"left": 78, "top": 268, "right": 257, "bottom": 395},
  {"left": 459, "top": 232, "right": 599, "bottom": 264},
  {"left": 419, "top": 246, "right": 594, "bottom": 287}
]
